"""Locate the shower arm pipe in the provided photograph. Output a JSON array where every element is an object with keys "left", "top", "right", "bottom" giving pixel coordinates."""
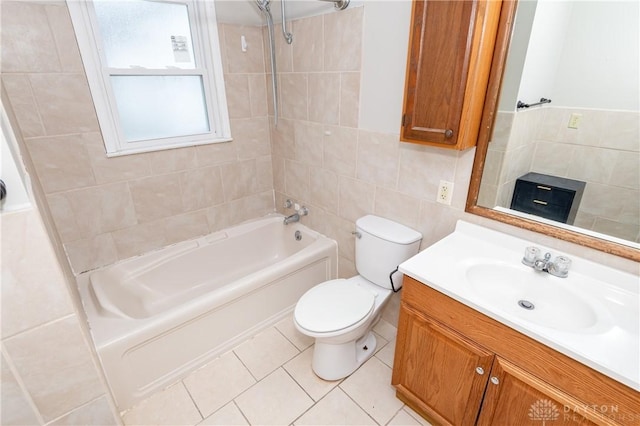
[
  {"left": 264, "top": 7, "right": 279, "bottom": 126},
  {"left": 280, "top": 0, "right": 293, "bottom": 44}
]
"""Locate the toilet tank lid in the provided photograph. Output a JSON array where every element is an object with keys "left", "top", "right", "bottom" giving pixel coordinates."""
[{"left": 356, "top": 215, "right": 422, "bottom": 245}]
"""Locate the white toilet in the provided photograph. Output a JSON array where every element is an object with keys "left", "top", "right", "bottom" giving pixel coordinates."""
[{"left": 294, "top": 215, "right": 422, "bottom": 380}]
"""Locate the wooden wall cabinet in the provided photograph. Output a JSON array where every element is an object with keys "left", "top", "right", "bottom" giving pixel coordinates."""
[
  {"left": 400, "top": 0, "right": 502, "bottom": 150},
  {"left": 392, "top": 276, "right": 640, "bottom": 425}
]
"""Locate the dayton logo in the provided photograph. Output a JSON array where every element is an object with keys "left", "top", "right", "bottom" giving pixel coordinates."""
[{"left": 529, "top": 399, "right": 560, "bottom": 425}]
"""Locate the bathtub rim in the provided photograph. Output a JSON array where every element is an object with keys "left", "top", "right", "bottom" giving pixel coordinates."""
[
  {"left": 76, "top": 214, "right": 338, "bottom": 347},
  {"left": 88, "top": 214, "right": 324, "bottom": 320}
]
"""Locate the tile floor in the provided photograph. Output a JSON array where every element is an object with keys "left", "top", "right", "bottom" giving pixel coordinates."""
[{"left": 121, "top": 315, "right": 432, "bottom": 426}]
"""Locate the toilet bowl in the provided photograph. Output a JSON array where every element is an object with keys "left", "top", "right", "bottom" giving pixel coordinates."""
[
  {"left": 294, "top": 275, "right": 391, "bottom": 380},
  {"left": 293, "top": 215, "right": 422, "bottom": 380}
]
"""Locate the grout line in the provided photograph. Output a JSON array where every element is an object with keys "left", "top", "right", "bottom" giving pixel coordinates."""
[
  {"left": 232, "top": 400, "right": 251, "bottom": 426},
  {"left": 272, "top": 319, "right": 310, "bottom": 353},
  {"left": 385, "top": 405, "right": 407, "bottom": 426},
  {"left": 288, "top": 378, "right": 338, "bottom": 426},
  {"left": 1, "top": 344, "right": 46, "bottom": 426},
  {"left": 43, "top": 395, "right": 109, "bottom": 426},
  {"left": 340, "top": 384, "right": 383, "bottom": 426},
  {"left": 231, "top": 348, "right": 260, "bottom": 383},
  {"left": 1, "top": 313, "right": 76, "bottom": 342},
  {"left": 180, "top": 380, "right": 204, "bottom": 422},
  {"left": 281, "top": 365, "right": 317, "bottom": 407}
]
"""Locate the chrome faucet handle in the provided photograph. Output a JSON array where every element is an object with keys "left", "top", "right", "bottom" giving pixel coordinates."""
[
  {"left": 522, "top": 246, "right": 540, "bottom": 266},
  {"left": 298, "top": 206, "right": 309, "bottom": 216},
  {"left": 284, "top": 199, "right": 293, "bottom": 209},
  {"left": 548, "top": 255, "right": 571, "bottom": 278}
]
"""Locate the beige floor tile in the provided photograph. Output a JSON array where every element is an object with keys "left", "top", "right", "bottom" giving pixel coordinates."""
[
  {"left": 183, "top": 351, "right": 256, "bottom": 418},
  {"left": 233, "top": 327, "right": 300, "bottom": 380},
  {"left": 199, "top": 402, "right": 248, "bottom": 425},
  {"left": 373, "top": 330, "right": 389, "bottom": 354},
  {"left": 283, "top": 347, "right": 340, "bottom": 401},
  {"left": 388, "top": 408, "right": 423, "bottom": 425},
  {"left": 294, "top": 387, "right": 376, "bottom": 425},
  {"left": 122, "top": 382, "right": 201, "bottom": 426},
  {"left": 373, "top": 318, "right": 398, "bottom": 342},
  {"left": 275, "top": 314, "right": 314, "bottom": 351},
  {"left": 339, "top": 356, "right": 403, "bottom": 425},
  {"left": 235, "top": 368, "right": 313, "bottom": 425},
  {"left": 376, "top": 337, "right": 396, "bottom": 368}
]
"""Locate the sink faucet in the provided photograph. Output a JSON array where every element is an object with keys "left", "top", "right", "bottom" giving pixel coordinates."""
[
  {"left": 283, "top": 206, "right": 308, "bottom": 225},
  {"left": 533, "top": 252, "right": 552, "bottom": 271},
  {"left": 522, "top": 246, "right": 571, "bottom": 278}
]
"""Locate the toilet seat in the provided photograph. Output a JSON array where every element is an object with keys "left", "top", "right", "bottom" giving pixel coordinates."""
[{"left": 294, "top": 279, "right": 375, "bottom": 334}]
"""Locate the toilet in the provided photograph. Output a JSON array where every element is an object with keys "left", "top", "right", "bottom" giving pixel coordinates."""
[{"left": 294, "top": 215, "right": 422, "bottom": 380}]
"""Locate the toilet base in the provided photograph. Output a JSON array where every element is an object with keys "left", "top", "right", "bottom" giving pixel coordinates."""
[{"left": 311, "top": 331, "right": 377, "bottom": 381}]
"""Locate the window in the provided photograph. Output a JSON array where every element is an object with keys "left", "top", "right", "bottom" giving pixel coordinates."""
[{"left": 68, "top": 0, "right": 231, "bottom": 156}]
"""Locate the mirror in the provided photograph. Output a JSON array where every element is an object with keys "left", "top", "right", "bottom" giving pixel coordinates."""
[{"left": 467, "top": 0, "right": 640, "bottom": 262}]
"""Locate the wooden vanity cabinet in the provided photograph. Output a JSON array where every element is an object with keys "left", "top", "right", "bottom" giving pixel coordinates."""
[
  {"left": 393, "top": 305, "right": 494, "bottom": 425},
  {"left": 400, "top": 0, "right": 502, "bottom": 149},
  {"left": 477, "top": 357, "right": 600, "bottom": 426},
  {"left": 392, "top": 276, "right": 640, "bottom": 426}
]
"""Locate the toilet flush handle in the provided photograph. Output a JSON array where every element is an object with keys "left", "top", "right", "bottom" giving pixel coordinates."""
[{"left": 351, "top": 231, "right": 362, "bottom": 239}]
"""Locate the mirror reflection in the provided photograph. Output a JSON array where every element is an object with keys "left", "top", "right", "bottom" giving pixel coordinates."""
[{"left": 476, "top": 0, "right": 639, "bottom": 247}]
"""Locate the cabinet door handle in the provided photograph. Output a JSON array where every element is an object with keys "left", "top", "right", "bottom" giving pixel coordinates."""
[
  {"left": 490, "top": 376, "right": 499, "bottom": 385},
  {"left": 532, "top": 200, "right": 548, "bottom": 205},
  {"left": 537, "top": 185, "right": 552, "bottom": 191},
  {"left": 475, "top": 367, "right": 484, "bottom": 375},
  {"left": 444, "top": 129, "right": 454, "bottom": 138}
]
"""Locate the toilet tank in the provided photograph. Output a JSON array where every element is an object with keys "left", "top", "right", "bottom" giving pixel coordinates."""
[{"left": 355, "top": 215, "right": 422, "bottom": 289}]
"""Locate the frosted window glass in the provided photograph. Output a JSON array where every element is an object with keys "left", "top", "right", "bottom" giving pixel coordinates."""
[
  {"left": 93, "top": 0, "right": 195, "bottom": 69},
  {"left": 111, "top": 76, "right": 210, "bottom": 142}
]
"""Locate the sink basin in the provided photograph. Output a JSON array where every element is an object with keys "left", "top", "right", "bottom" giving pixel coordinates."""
[{"left": 464, "top": 263, "right": 601, "bottom": 332}]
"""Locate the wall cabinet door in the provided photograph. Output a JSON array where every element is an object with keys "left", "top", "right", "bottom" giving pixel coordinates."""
[
  {"left": 400, "top": 0, "right": 502, "bottom": 150},
  {"left": 392, "top": 304, "right": 494, "bottom": 426},
  {"left": 478, "top": 358, "right": 615, "bottom": 426}
]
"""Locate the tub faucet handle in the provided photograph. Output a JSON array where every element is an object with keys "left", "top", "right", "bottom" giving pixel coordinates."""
[
  {"left": 284, "top": 199, "right": 293, "bottom": 209},
  {"left": 298, "top": 206, "right": 309, "bottom": 216}
]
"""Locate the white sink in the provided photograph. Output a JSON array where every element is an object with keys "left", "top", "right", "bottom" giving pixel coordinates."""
[
  {"left": 463, "top": 262, "right": 606, "bottom": 332},
  {"left": 399, "top": 220, "right": 640, "bottom": 391}
]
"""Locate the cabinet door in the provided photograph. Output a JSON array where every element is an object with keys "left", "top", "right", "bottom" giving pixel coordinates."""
[
  {"left": 401, "top": 0, "right": 501, "bottom": 149},
  {"left": 392, "top": 304, "right": 494, "bottom": 426},
  {"left": 477, "top": 357, "right": 616, "bottom": 426}
]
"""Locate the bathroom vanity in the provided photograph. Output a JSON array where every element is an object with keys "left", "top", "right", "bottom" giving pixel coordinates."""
[{"left": 392, "top": 222, "right": 640, "bottom": 425}]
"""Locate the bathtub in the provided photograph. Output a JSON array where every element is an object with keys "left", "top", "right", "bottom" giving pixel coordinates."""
[{"left": 77, "top": 214, "right": 337, "bottom": 410}]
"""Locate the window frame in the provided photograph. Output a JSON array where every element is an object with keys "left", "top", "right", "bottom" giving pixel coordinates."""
[{"left": 67, "top": 0, "right": 231, "bottom": 157}]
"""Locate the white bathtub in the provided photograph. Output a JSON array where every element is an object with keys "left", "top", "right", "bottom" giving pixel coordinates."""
[{"left": 77, "top": 215, "right": 337, "bottom": 410}]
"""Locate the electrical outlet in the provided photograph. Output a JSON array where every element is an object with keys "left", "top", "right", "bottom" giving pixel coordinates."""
[
  {"left": 568, "top": 113, "right": 582, "bottom": 129},
  {"left": 437, "top": 180, "right": 454, "bottom": 205}
]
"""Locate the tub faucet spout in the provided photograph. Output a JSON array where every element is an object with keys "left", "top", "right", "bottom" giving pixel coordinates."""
[
  {"left": 283, "top": 206, "right": 308, "bottom": 225},
  {"left": 283, "top": 213, "right": 300, "bottom": 225}
]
